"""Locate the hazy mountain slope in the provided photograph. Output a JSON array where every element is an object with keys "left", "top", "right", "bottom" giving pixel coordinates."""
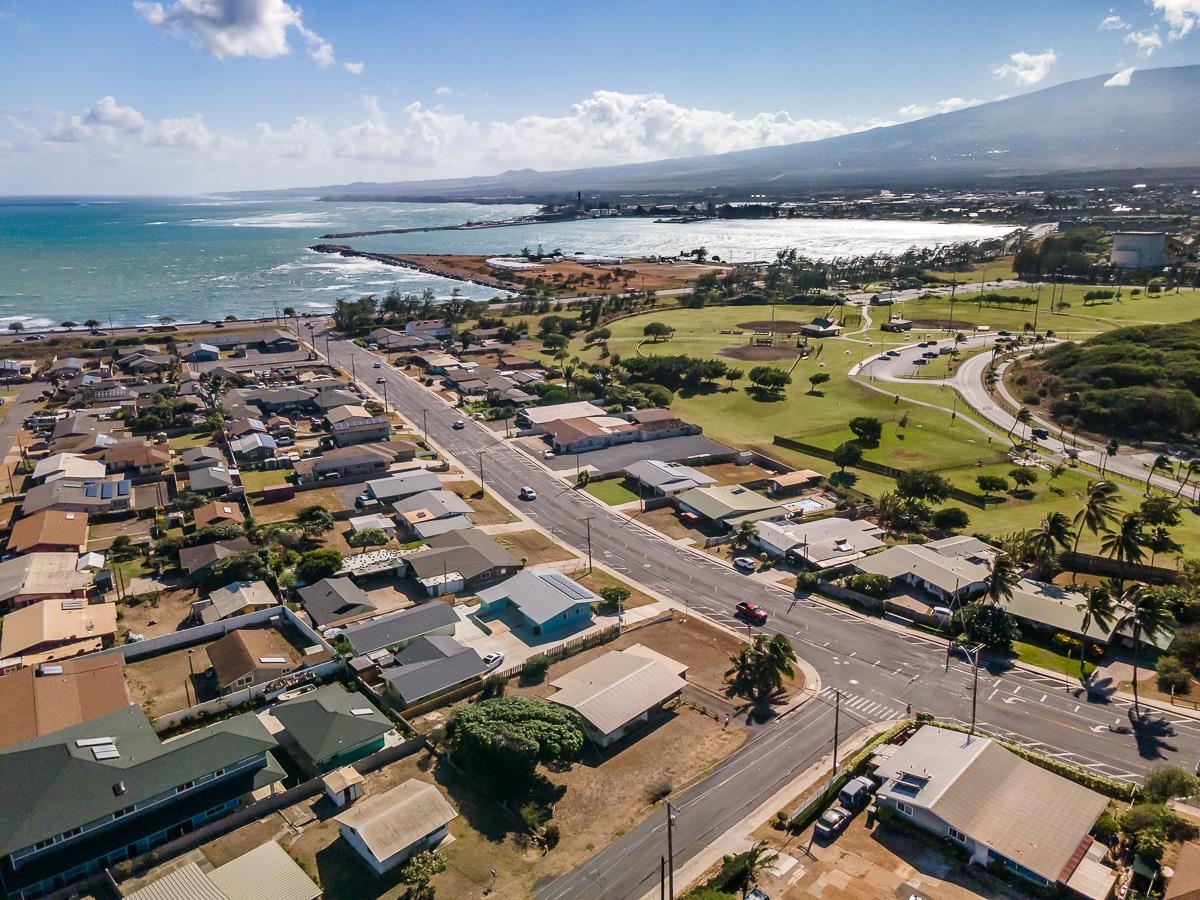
[{"left": 264, "top": 65, "right": 1200, "bottom": 199}]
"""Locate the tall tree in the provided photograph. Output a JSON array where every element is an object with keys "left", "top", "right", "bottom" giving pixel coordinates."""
[
  {"left": 1072, "top": 480, "right": 1120, "bottom": 555},
  {"left": 1007, "top": 407, "right": 1032, "bottom": 440},
  {"left": 1114, "top": 587, "right": 1175, "bottom": 715},
  {"left": 1024, "top": 511, "right": 1072, "bottom": 573},
  {"left": 725, "top": 634, "right": 797, "bottom": 701},
  {"left": 1144, "top": 525, "right": 1182, "bottom": 571},
  {"left": 1100, "top": 512, "right": 1147, "bottom": 570},
  {"left": 984, "top": 554, "right": 1021, "bottom": 606},
  {"left": 1075, "top": 586, "right": 1118, "bottom": 683},
  {"left": 1146, "top": 454, "right": 1173, "bottom": 495}
]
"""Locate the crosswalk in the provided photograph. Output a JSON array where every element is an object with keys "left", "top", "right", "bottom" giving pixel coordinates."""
[{"left": 818, "top": 686, "right": 905, "bottom": 723}]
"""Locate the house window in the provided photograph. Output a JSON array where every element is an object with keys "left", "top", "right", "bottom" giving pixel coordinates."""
[
  {"left": 895, "top": 801, "right": 913, "bottom": 817},
  {"left": 948, "top": 827, "right": 967, "bottom": 843}
]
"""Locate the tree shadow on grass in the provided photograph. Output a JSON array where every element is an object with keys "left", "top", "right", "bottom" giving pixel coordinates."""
[
  {"left": 678, "top": 383, "right": 719, "bottom": 399},
  {"left": 828, "top": 471, "right": 858, "bottom": 488},
  {"left": 746, "top": 387, "right": 787, "bottom": 403},
  {"left": 433, "top": 758, "right": 563, "bottom": 844},
  {"left": 315, "top": 838, "right": 406, "bottom": 897}
]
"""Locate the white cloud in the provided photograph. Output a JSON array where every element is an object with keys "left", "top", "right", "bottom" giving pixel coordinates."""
[
  {"left": 435, "top": 85, "right": 459, "bottom": 96},
  {"left": 1124, "top": 28, "right": 1163, "bottom": 56},
  {"left": 343, "top": 61, "right": 363, "bottom": 75},
  {"left": 1100, "top": 14, "right": 1129, "bottom": 30},
  {"left": 897, "top": 97, "right": 984, "bottom": 117},
  {"left": 133, "top": 0, "right": 337, "bottom": 67},
  {"left": 333, "top": 97, "right": 478, "bottom": 165},
  {"left": 992, "top": 50, "right": 1058, "bottom": 85},
  {"left": 1104, "top": 66, "right": 1137, "bottom": 86},
  {"left": 1151, "top": 0, "right": 1200, "bottom": 39}
]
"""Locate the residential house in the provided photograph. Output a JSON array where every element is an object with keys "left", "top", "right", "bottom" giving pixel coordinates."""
[
  {"left": 405, "top": 318, "right": 454, "bottom": 341},
  {"left": 853, "top": 543, "right": 992, "bottom": 604},
  {"left": 873, "top": 725, "right": 1114, "bottom": 897},
  {"left": 0, "top": 706, "right": 284, "bottom": 899},
  {"left": 380, "top": 636, "right": 487, "bottom": 708},
  {"left": 407, "top": 350, "right": 459, "bottom": 373},
  {"left": 189, "top": 466, "right": 235, "bottom": 496},
  {"left": 476, "top": 570, "right": 596, "bottom": 636},
  {"left": 21, "top": 478, "right": 133, "bottom": 517},
  {"left": 234, "top": 387, "right": 315, "bottom": 415},
  {"left": 324, "top": 404, "right": 373, "bottom": 427},
  {"left": 369, "top": 327, "right": 432, "bottom": 351},
  {"left": 95, "top": 440, "right": 171, "bottom": 479},
  {"left": 294, "top": 446, "right": 390, "bottom": 484},
  {"left": 343, "top": 603, "right": 459, "bottom": 656},
  {"left": 191, "top": 580, "right": 277, "bottom": 625},
  {"left": 255, "top": 329, "right": 300, "bottom": 353},
  {"left": 765, "top": 469, "right": 823, "bottom": 497},
  {"left": 798, "top": 316, "right": 843, "bottom": 338},
  {"left": 544, "top": 416, "right": 638, "bottom": 454},
  {"left": 364, "top": 470, "right": 442, "bottom": 504},
  {"left": 0, "top": 553, "right": 93, "bottom": 611},
  {"left": 625, "top": 407, "right": 692, "bottom": 439},
  {"left": 270, "top": 683, "right": 392, "bottom": 773},
  {"left": 31, "top": 453, "right": 106, "bottom": 484},
  {"left": 335, "top": 779, "right": 457, "bottom": 876},
  {"left": 999, "top": 579, "right": 1120, "bottom": 645},
  {"left": 229, "top": 433, "right": 278, "bottom": 463},
  {"left": 264, "top": 415, "right": 295, "bottom": 437},
  {"left": 223, "top": 417, "right": 267, "bottom": 439},
  {"left": 624, "top": 460, "right": 715, "bottom": 497},
  {"left": 298, "top": 577, "right": 377, "bottom": 629},
  {"left": 192, "top": 499, "right": 245, "bottom": 531},
  {"left": 548, "top": 645, "right": 687, "bottom": 747},
  {"left": 175, "top": 342, "right": 220, "bottom": 362},
  {"left": 406, "top": 528, "right": 521, "bottom": 595},
  {"left": 206, "top": 627, "right": 301, "bottom": 695},
  {"left": 1165, "top": 841, "right": 1200, "bottom": 900},
  {"left": 924, "top": 535, "right": 1004, "bottom": 567},
  {"left": 517, "top": 401, "right": 607, "bottom": 432},
  {"left": 124, "top": 841, "right": 320, "bottom": 900},
  {"left": 178, "top": 537, "right": 252, "bottom": 577},
  {"left": 46, "top": 357, "right": 84, "bottom": 380},
  {"left": 392, "top": 490, "right": 473, "bottom": 540},
  {"left": 0, "top": 599, "right": 118, "bottom": 667},
  {"left": 0, "top": 655, "right": 128, "bottom": 750},
  {"left": 6, "top": 510, "right": 89, "bottom": 555},
  {"left": 331, "top": 416, "right": 391, "bottom": 448},
  {"left": 179, "top": 445, "right": 225, "bottom": 470},
  {"left": 675, "top": 485, "right": 787, "bottom": 531},
  {"left": 754, "top": 517, "right": 885, "bottom": 569}
]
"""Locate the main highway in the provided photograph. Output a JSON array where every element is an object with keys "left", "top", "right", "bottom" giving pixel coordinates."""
[{"left": 298, "top": 321, "right": 1200, "bottom": 900}]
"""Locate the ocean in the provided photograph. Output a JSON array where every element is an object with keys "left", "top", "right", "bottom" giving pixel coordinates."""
[{"left": 0, "top": 197, "right": 1013, "bottom": 328}]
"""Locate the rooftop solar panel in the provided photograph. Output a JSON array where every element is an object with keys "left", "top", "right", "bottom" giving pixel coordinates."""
[{"left": 542, "top": 571, "right": 593, "bottom": 601}]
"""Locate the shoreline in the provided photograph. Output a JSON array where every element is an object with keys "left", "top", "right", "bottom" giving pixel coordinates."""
[{"left": 309, "top": 244, "right": 515, "bottom": 293}]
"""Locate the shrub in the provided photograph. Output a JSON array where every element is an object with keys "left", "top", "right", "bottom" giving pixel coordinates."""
[
  {"left": 932, "top": 507, "right": 970, "bottom": 531},
  {"left": 1052, "top": 632, "right": 1082, "bottom": 655},
  {"left": 1156, "top": 655, "right": 1191, "bottom": 694},
  {"left": 542, "top": 823, "right": 561, "bottom": 849},
  {"left": 1092, "top": 810, "right": 1120, "bottom": 843},
  {"left": 843, "top": 573, "right": 890, "bottom": 598},
  {"left": 522, "top": 655, "right": 551, "bottom": 682}
]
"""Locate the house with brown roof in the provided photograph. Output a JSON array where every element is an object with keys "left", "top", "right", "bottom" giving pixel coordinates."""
[
  {"left": 1166, "top": 840, "right": 1200, "bottom": 900},
  {"left": 0, "top": 655, "right": 129, "bottom": 749},
  {"left": 0, "top": 599, "right": 118, "bottom": 667},
  {"left": 544, "top": 416, "right": 638, "bottom": 453},
  {"left": 206, "top": 628, "right": 301, "bottom": 694},
  {"left": 6, "top": 510, "right": 89, "bottom": 554},
  {"left": 192, "top": 499, "right": 246, "bottom": 531},
  {"left": 626, "top": 407, "right": 693, "bottom": 438},
  {"left": 178, "top": 536, "right": 252, "bottom": 576},
  {"left": 95, "top": 440, "right": 171, "bottom": 479}
]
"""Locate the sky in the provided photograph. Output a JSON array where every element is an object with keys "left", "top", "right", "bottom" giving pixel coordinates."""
[{"left": 0, "top": 0, "right": 1198, "bottom": 195}]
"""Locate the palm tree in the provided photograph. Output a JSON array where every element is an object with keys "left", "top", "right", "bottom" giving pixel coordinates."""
[
  {"left": 1047, "top": 463, "right": 1067, "bottom": 485},
  {"left": 1114, "top": 586, "right": 1174, "bottom": 715},
  {"left": 725, "top": 635, "right": 797, "bottom": 700},
  {"left": 1075, "top": 586, "right": 1118, "bottom": 683},
  {"left": 733, "top": 841, "right": 780, "bottom": 897},
  {"left": 1024, "top": 512, "right": 1072, "bottom": 574},
  {"left": 1144, "top": 525, "right": 1182, "bottom": 571},
  {"left": 736, "top": 520, "right": 759, "bottom": 549},
  {"left": 1146, "top": 454, "right": 1172, "bottom": 495},
  {"left": 984, "top": 554, "right": 1021, "bottom": 605},
  {"left": 1100, "top": 512, "right": 1147, "bottom": 570},
  {"left": 1007, "top": 407, "right": 1032, "bottom": 440},
  {"left": 1177, "top": 460, "right": 1200, "bottom": 499},
  {"left": 1072, "top": 480, "right": 1120, "bottom": 556},
  {"left": 1101, "top": 438, "right": 1119, "bottom": 476}
]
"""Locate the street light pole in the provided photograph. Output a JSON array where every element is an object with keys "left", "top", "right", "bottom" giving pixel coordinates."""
[
  {"left": 832, "top": 688, "right": 841, "bottom": 774},
  {"left": 421, "top": 408, "right": 428, "bottom": 445},
  {"left": 969, "top": 645, "right": 981, "bottom": 738},
  {"left": 584, "top": 516, "right": 594, "bottom": 573},
  {"left": 666, "top": 802, "right": 676, "bottom": 900}
]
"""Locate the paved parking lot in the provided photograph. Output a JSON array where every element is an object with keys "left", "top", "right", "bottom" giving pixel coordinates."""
[{"left": 519, "top": 434, "right": 735, "bottom": 474}]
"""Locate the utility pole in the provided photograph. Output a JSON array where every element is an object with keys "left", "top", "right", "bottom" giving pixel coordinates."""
[
  {"left": 969, "top": 645, "right": 981, "bottom": 739},
  {"left": 421, "top": 408, "right": 428, "bottom": 444},
  {"left": 382, "top": 381, "right": 389, "bottom": 413},
  {"left": 351, "top": 355, "right": 356, "bottom": 382},
  {"left": 584, "top": 516, "right": 594, "bottom": 573},
  {"left": 660, "top": 856, "right": 666, "bottom": 900},
  {"left": 832, "top": 688, "right": 841, "bottom": 774},
  {"left": 666, "top": 802, "right": 676, "bottom": 900},
  {"left": 477, "top": 449, "right": 485, "bottom": 497}
]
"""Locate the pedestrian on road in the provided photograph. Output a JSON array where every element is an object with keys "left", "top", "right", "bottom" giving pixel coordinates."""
[
  {"left": 723, "top": 714, "right": 730, "bottom": 729},
  {"left": 905, "top": 703, "right": 912, "bottom": 716}
]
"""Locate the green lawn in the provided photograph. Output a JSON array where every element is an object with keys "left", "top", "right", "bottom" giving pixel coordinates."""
[
  {"left": 1011, "top": 639, "right": 1094, "bottom": 679},
  {"left": 168, "top": 431, "right": 217, "bottom": 451},
  {"left": 584, "top": 478, "right": 640, "bottom": 506},
  {"left": 240, "top": 467, "right": 292, "bottom": 492}
]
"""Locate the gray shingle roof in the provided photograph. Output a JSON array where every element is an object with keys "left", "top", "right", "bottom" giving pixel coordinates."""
[
  {"left": 343, "top": 603, "right": 459, "bottom": 655},
  {"left": 270, "top": 683, "right": 391, "bottom": 765},
  {"left": 476, "top": 570, "right": 598, "bottom": 627},
  {"left": 381, "top": 643, "right": 486, "bottom": 706},
  {"left": 297, "top": 577, "right": 376, "bottom": 627}
]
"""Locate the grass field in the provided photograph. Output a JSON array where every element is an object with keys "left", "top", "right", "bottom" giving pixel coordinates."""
[
  {"left": 239, "top": 467, "right": 291, "bottom": 493},
  {"left": 584, "top": 477, "right": 640, "bottom": 506},
  {"left": 1012, "top": 639, "right": 1094, "bottom": 679}
]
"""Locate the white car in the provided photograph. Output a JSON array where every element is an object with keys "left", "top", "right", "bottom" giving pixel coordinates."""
[
  {"left": 482, "top": 651, "right": 505, "bottom": 669},
  {"left": 452, "top": 419, "right": 466, "bottom": 429},
  {"left": 372, "top": 361, "right": 382, "bottom": 368},
  {"left": 542, "top": 450, "right": 556, "bottom": 459},
  {"left": 519, "top": 486, "right": 537, "bottom": 501},
  {"left": 733, "top": 556, "right": 758, "bottom": 572}
]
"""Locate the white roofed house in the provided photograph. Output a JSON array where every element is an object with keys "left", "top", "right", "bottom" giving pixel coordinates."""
[
  {"left": 548, "top": 645, "right": 688, "bottom": 747},
  {"left": 873, "top": 725, "right": 1115, "bottom": 898},
  {"left": 335, "top": 779, "right": 458, "bottom": 875},
  {"left": 624, "top": 459, "right": 716, "bottom": 497},
  {"left": 754, "top": 517, "right": 885, "bottom": 569},
  {"left": 853, "top": 543, "right": 991, "bottom": 604}
]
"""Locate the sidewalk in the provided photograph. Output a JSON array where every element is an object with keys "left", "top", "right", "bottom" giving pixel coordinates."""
[{"left": 645, "top": 721, "right": 892, "bottom": 900}]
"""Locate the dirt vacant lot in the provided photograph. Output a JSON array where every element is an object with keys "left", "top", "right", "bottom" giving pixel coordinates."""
[{"left": 494, "top": 529, "right": 578, "bottom": 566}]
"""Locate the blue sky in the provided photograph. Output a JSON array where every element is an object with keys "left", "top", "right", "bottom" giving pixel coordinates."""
[{"left": 1, "top": 0, "right": 1197, "bottom": 194}]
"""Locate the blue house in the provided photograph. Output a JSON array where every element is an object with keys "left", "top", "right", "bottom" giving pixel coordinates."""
[{"left": 476, "top": 570, "right": 597, "bottom": 636}]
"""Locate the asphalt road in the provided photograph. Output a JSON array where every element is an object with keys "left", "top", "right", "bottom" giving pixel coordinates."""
[{"left": 301, "top": 321, "right": 1200, "bottom": 900}]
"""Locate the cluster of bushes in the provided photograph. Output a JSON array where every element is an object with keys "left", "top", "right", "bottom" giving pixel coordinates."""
[
  {"left": 1156, "top": 626, "right": 1200, "bottom": 694},
  {"left": 841, "top": 572, "right": 891, "bottom": 598}
]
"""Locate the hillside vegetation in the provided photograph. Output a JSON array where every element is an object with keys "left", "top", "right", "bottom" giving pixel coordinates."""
[{"left": 1039, "top": 320, "right": 1200, "bottom": 439}]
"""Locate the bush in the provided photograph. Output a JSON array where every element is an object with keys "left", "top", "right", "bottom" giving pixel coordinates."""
[
  {"left": 796, "top": 571, "right": 818, "bottom": 591},
  {"left": 1092, "top": 810, "right": 1120, "bottom": 843},
  {"left": 932, "top": 507, "right": 970, "bottom": 531},
  {"left": 1051, "top": 632, "right": 1082, "bottom": 655},
  {"left": 542, "top": 822, "right": 561, "bottom": 849},
  {"left": 1143, "top": 766, "right": 1200, "bottom": 803},
  {"left": 521, "top": 655, "right": 551, "bottom": 683},
  {"left": 1157, "top": 655, "right": 1191, "bottom": 694},
  {"left": 843, "top": 573, "right": 890, "bottom": 598}
]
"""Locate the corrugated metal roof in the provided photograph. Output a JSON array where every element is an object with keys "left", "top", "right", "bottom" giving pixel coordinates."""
[
  {"left": 208, "top": 840, "right": 321, "bottom": 900},
  {"left": 336, "top": 779, "right": 457, "bottom": 861},
  {"left": 123, "top": 862, "right": 227, "bottom": 900},
  {"left": 549, "top": 649, "right": 687, "bottom": 737}
]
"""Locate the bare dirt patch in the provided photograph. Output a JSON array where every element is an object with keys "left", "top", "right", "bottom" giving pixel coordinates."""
[
  {"left": 494, "top": 529, "right": 578, "bottom": 566},
  {"left": 444, "top": 479, "right": 519, "bottom": 525},
  {"left": 120, "top": 585, "right": 199, "bottom": 639},
  {"left": 717, "top": 344, "right": 802, "bottom": 361},
  {"left": 737, "top": 319, "right": 808, "bottom": 334}
]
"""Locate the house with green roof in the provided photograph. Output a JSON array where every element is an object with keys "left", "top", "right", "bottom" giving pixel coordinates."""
[
  {"left": 269, "top": 683, "right": 394, "bottom": 773},
  {"left": 0, "top": 705, "right": 284, "bottom": 899}
]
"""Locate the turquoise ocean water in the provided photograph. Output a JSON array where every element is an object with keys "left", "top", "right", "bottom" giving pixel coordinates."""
[{"left": 0, "top": 197, "right": 1011, "bottom": 328}]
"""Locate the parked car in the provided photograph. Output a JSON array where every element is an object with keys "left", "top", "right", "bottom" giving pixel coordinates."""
[
  {"left": 913, "top": 358, "right": 929, "bottom": 366},
  {"left": 921, "top": 351, "right": 938, "bottom": 359},
  {"left": 733, "top": 556, "right": 758, "bottom": 573},
  {"left": 519, "top": 486, "right": 537, "bottom": 501},
  {"left": 814, "top": 806, "right": 852, "bottom": 840},
  {"left": 838, "top": 776, "right": 875, "bottom": 810},
  {"left": 452, "top": 419, "right": 466, "bottom": 429},
  {"left": 543, "top": 450, "right": 556, "bottom": 459},
  {"left": 482, "top": 651, "right": 505, "bottom": 669},
  {"left": 746, "top": 890, "right": 771, "bottom": 900},
  {"left": 735, "top": 600, "right": 768, "bottom": 625}
]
